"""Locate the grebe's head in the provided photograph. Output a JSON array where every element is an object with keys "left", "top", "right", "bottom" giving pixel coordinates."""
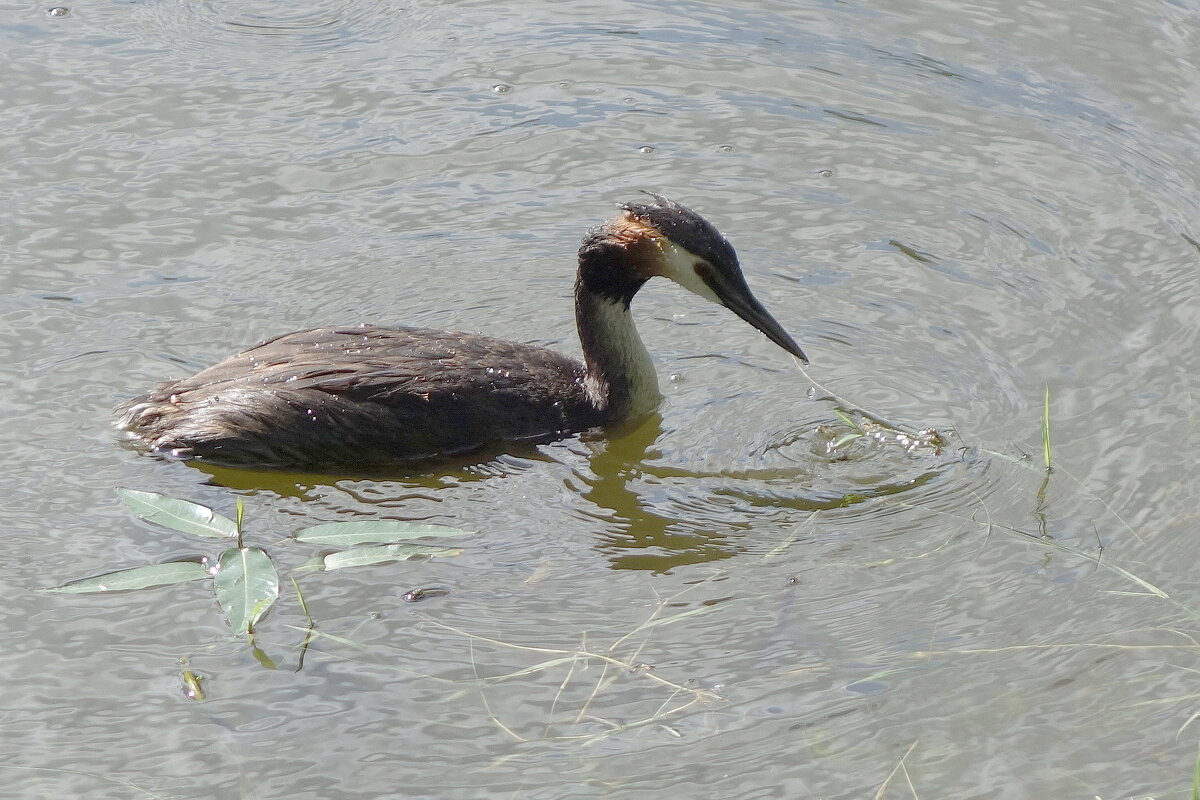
[{"left": 619, "top": 193, "right": 809, "bottom": 364}]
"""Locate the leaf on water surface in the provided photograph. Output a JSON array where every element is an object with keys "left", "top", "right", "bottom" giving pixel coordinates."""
[
  {"left": 322, "top": 544, "right": 464, "bottom": 571},
  {"left": 181, "top": 669, "right": 205, "bottom": 702},
  {"left": 295, "top": 520, "right": 475, "bottom": 547},
  {"left": 117, "top": 488, "right": 238, "bottom": 539},
  {"left": 214, "top": 546, "right": 279, "bottom": 634},
  {"left": 44, "top": 561, "right": 211, "bottom": 593},
  {"left": 832, "top": 409, "right": 859, "bottom": 429},
  {"left": 889, "top": 239, "right": 937, "bottom": 264},
  {"left": 830, "top": 433, "right": 863, "bottom": 449}
]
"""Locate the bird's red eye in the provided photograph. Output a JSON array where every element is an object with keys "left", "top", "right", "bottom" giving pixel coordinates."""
[{"left": 694, "top": 262, "right": 712, "bottom": 279}]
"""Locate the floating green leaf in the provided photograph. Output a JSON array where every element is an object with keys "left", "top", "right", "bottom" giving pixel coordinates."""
[
  {"left": 214, "top": 546, "right": 278, "bottom": 634},
  {"left": 181, "top": 669, "right": 205, "bottom": 701},
  {"left": 295, "top": 520, "right": 474, "bottom": 547},
  {"left": 322, "top": 544, "right": 463, "bottom": 571},
  {"left": 44, "top": 561, "right": 210, "bottom": 593},
  {"left": 830, "top": 432, "right": 863, "bottom": 449},
  {"left": 117, "top": 488, "right": 237, "bottom": 539},
  {"left": 832, "top": 409, "right": 859, "bottom": 429}
]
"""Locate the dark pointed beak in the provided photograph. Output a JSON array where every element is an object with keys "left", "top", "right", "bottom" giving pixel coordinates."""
[{"left": 713, "top": 276, "right": 809, "bottom": 364}]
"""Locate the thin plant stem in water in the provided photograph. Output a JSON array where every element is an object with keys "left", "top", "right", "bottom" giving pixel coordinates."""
[
  {"left": 1041, "top": 384, "right": 1052, "bottom": 472},
  {"left": 873, "top": 739, "right": 920, "bottom": 800},
  {"left": 291, "top": 577, "right": 315, "bottom": 671},
  {"left": 235, "top": 496, "right": 245, "bottom": 549},
  {"left": 795, "top": 359, "right": 917, "bottom": 436},
  {"left": 415, "top": 576, "right": 726, "bottom": 745},
  {"left": 1031, "top": 385, "right": 1053, "bottom": 535},
  {"left": 1192, "top": 742, "right": 1200, "bottom": 800}
]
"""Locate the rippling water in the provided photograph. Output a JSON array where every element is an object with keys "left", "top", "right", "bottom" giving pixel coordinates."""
[{"left": 2, "top": 0, "right": 1198, "bottom": 796}]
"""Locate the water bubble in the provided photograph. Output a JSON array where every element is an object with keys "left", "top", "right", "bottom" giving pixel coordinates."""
[
  {"left": 46, "top": 6, "right": 68, "bottom": 16},
  {"left": 638, "top": 145, "right": 655, "bottom": 154},
  {"left": 717, "top": 144, "right": 734, "bottom": 153},
  {"left": 491, "top": 83, "right": 511, "bottom": 94},
  {"left": 815, "top": 168, "right": 834, "bottom": 178}
]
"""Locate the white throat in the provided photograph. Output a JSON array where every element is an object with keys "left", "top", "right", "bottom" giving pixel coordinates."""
[
  {"left": 655, "top": 240, "right": 722, "bottom": 304},
  {"left": 581, "top": 296, "right": 661, "bottom": 419}
]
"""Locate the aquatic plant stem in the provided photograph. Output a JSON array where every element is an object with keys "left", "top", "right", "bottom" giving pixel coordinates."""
[
  {"left": 793, "top": 358, "right": 917, "bottom": 435},
  {"left": 873, "top": 739, "right": 920, "bottom": 800},
  {"left": 1041, "top": 384, "right": 1052, "bottom": 471}
]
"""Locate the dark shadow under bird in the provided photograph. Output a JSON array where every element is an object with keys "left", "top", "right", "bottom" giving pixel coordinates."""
[{"left": 117, "top": 194, "right": 808, "bottom": 470}]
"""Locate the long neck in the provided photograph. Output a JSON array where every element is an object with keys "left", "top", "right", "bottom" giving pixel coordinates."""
[{"left": 575, "top": 242, "right": 660, "bottom": 422}]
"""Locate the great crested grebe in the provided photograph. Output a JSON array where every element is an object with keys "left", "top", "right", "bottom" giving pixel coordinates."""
[{"left": 117, "top": 195, "right": 808, "bottom": 470}]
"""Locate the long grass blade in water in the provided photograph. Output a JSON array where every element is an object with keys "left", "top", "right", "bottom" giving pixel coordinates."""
[
  {"left": 1192, "top": 741, "right": 1200, "bottom": 800},
  {"left": 1041, "top": 384, "right": 1052, "bottom": 471}
]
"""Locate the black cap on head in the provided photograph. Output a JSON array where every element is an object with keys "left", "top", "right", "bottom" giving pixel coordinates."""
[
  {"left": 620, "top": 193, "right": 740, "bottom": 272},
  {"left": 621, "top": 193, "right": 809, "bottom": 364}
]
